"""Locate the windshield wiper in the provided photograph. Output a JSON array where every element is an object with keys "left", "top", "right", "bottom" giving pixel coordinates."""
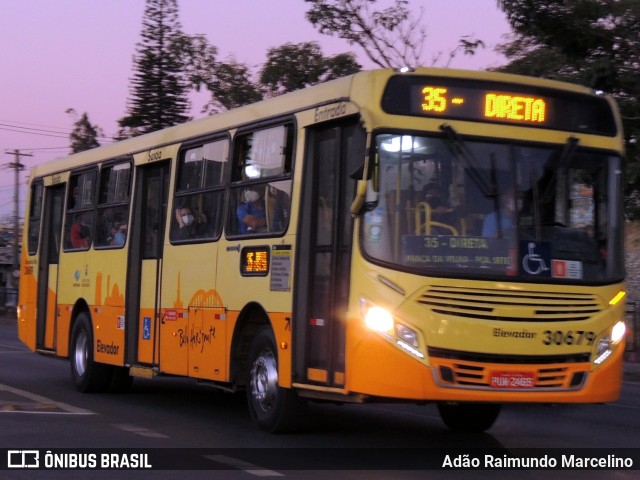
[
  {"left": 440, "top": 124, "right": 495, "bottom": 197},
  {"left": 541, "top": 136, "right": 579, "bottom": 203}
]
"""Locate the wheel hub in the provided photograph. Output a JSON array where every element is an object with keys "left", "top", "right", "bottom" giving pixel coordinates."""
[
  {"left": 250, "top": 351, "right": 278, "bottom": 413},
  {"left": 74, "top": 330, "right": 88, "bottom": 376}
]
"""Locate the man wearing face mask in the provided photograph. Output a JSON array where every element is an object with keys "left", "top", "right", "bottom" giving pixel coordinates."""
[
  {"left": 237, "top": 188, "right": 266, "bottom": 234},
  {"left": 173, "top": 206, "right": 195, "bottom": 240}
]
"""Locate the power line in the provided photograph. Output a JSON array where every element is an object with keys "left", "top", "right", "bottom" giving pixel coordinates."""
[
  {"left": 0, "top": 120, "right": 70, "bottom": 133},
  {"left": 20, "top": 146, "right": 69, "bottom": 151},
  {"left": 0, "top": 118, "right": 70, "bottom": 131},
  {"left": 0, "top": 119, "right": 115, "bottom": 142},
  {"left": 0, "top": 125, "right": 70, "bottom": 140}
]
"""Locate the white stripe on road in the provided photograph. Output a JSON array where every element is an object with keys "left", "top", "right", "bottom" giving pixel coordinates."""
[
  {"left": 112, "top": 423, "right": 170, "bottom": 438},
  {"left": 205, "top": 455, "right": 284, "bottom": 477},
  {"left": 0, "top": 383, "right": 94, "bottom": 415}
]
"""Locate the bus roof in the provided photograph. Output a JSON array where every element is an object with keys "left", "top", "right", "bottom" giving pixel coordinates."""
[{"left": 28, "top": 67, "right": 604, "bottom": 179}]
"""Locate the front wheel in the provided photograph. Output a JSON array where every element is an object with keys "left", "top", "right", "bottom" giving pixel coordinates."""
[
  {"left": 69, "top": 312, "right": 112, "bottom": 393},
  {"left": 246, "top": 326, "right": 305, "bottom": 433},
  {"left": 437, "top": 402, "right": 501, "bottom": 432}
]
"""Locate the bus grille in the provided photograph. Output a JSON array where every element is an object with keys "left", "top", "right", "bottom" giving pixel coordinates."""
[
  {"left": 428, "top": 349, "right": 590, "bottom": 391},
  {"left": 435, "top": 363, "right": 586, "bottom": 390},
  {"left": 417, "top": 285, "right": 602, "bottom": 322}
]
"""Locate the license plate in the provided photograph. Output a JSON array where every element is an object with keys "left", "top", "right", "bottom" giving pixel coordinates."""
[{"left": 490, "top": 371, "right": 535, "bottom": 389}]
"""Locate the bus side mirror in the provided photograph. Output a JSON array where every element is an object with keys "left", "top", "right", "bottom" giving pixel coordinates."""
[
  {"left": 350, "top": 179, "right": 378, "bottom": 216},
  {"left": 350, "top": 179, "right": 368, "bottom": 215}
]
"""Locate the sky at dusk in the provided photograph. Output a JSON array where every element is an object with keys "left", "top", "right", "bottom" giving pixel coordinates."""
[{"left": 0, "top": 0, "right": 512, "bottom": 220}]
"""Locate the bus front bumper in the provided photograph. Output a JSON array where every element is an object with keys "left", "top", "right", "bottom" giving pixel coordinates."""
[{"left": 347, "top": 331, "right": 623, "bottom": 404}]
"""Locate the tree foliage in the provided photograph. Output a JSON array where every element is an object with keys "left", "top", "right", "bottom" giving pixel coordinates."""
[
  {"left": 67, "top": 109, "right": 103, "bottom": 154},
  {"left": 177, "top": 34, "right": 262, "bottom": 113},
  {"left": 117, "top": 0, "right": 191, "bottom": 139},
  {"left": 259, "top": 42, "right": 360, "bottom": 97},
  {"left": 181, "top": 40, "right": 360, "bottom": 112},
  {"left": 495, "top": 0, "right": 640, "bottom": 217},
  {"left": 204, "top": 59, "right": 263, "bottom": 112},
  {"left": 305, "top": 0, "right": 484, "bottom": 68},
  {"left": 305, "top": 0, "right": 426, "bottom": 68}
]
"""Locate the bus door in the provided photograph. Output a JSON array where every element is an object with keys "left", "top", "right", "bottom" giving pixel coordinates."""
[
  {"left": 294, "top": 119, "right": 364, "bottom": 388},
  {"left": 35, "top": 184, "right": 65, "bottom": 351},
  {"left": 125, "top": 161, "right": 169, "bottom": 367}
]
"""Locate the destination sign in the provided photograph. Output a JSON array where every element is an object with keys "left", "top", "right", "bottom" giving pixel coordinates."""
[
  {"left": 241, "top": 246, "right": 270, "bottom": 276},
  {"left": 401, "top": 235, "right": 514, "bottom": 274},
  {"left": 421, "top": 86, "right": 546, "bottom": 125},
  {"left": 382, "top": 75, "right": 617, "bottom": 136}
]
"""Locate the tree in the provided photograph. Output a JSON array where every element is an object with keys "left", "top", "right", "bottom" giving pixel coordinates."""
[
  {"left": 67, "top": 109, "right": 103, "bottom": 154},
  {"left": 183, "top": 40, "right": 360, "bottom": 112},
  {"left": 495, "top": 0, "right": 640, "bottom": 217},
  {"left": 305, "top": 0, "right": 484, "bottom": 68},
  {"left": 196, "top": 58, "right": 263, "bottom": 114},
  {"left": 117, "top": 0, "right": 191, "bottom": 139},
  {"left": 259, "top": 42, "right": 361, "bottom": 97},
  {"left": 305, "top": 0, "right": 425, "bottom": 68}
]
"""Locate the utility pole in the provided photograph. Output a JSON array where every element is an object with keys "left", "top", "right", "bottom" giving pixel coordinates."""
[{"left": 6, "top": 149, "right": 31, "bottom": 292}]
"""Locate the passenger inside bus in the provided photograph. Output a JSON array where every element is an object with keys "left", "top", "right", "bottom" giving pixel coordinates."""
[
  {"left": 482, "top": 187, "right": 516, "bottom": 238},
  {"left": 237, "top": 188, "right": 267, "bottom": 234},
  {"left": 110, "top": 223, "right": 127, "bottom": 246},
  {"left": 70, "top": 213, "right": 91, "bottom": 248},
  {"left": 173, "top": 206, "right": 196, "bottom": 240}
]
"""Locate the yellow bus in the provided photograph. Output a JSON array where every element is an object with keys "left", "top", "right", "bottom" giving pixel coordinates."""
[{"left": 18, "top": 68, "right": 627, "bottom": 432}]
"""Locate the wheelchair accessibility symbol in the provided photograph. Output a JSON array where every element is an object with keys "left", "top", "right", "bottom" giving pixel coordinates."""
[
  {"left": 521, "top": 241, "right": 551, "bottom": 276},
  {"left": 143, "top": 317, "right": 151, "bottom": 340}
]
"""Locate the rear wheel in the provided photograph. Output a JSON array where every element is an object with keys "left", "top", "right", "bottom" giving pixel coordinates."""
[
  {"left": 246, "top": 326, "right": 305, "bottom": 433},
  {"left": 437, "top": 402, "right": 501, "bottom": 432},
  {"left": 69, "top": 312, "right": 112, "bottom": 393}
]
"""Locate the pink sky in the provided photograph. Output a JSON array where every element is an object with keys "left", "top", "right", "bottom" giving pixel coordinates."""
[{"left": 0, "top": 0, "right": 511, "bottom": 219}]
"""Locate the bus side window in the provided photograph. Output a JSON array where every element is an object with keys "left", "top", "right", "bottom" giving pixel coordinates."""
[
  {"left": 28, "top": 182, "right": 44, "bottom": 255},
  {"left": 95, "top": 161, "right": 131, "bottom": 248},
  {"left": 171, "top": 139, "right": 228, "bottom": 243},
  {"left": 228, "top": 124, "right": 293, "bottom": 236},
  {"left": 64, "top": 170, "right": 97, "bottom": 251}
]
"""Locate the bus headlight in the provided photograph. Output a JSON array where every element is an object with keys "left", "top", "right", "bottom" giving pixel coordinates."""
[
  {"left": 363, "top": 304, "right": 394, "bottom": 336},
  {"left": 396, "top": 324, "right": 424, "bottom": 359},
  {"left": 594, "top": 321, "right": 626, "bottom": 365},
  {"left": 612, "top": 321, "right": 626, "bottom": 343},
  {"left": 360, "top": 298, "right": 425, "bottom": 359},
  {"left": 594, "top": 337, "right": 612, "bottom": 365},
  {"left": 396, "top": 323, "right": 419, "bottom": 348}
]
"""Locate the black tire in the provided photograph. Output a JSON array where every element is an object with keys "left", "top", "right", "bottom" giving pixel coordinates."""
[
  {"left": 246, "top": 326, "right": 306, "bottom": 433},
  {"left": 437, "top": 402, "right": 501, "bottom": 433},
  {"left": 69, "top": 312, "right": 112, "bottom": 393}
]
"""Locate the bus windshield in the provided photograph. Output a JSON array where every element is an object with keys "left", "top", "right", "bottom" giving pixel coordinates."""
[{"left": 362, "top": 133, "right": 624, "bottom": 283}]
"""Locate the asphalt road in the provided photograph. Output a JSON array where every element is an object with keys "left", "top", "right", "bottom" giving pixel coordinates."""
[{"left": 1, "top": 313, "right": 639, "bottom": 480}]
